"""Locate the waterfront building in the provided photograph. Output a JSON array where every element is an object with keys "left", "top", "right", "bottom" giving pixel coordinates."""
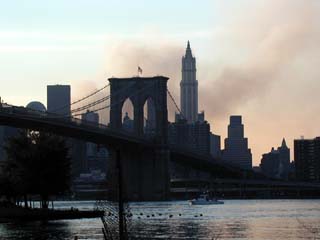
[
  {"left": 260, "top": 138, "right": 290, "bottom": 180},
  {"left": 294, "top": 137, "right": 320, "bottom": 182},
  {"left": 221, "top": 116, "right": 252, "bottom": 169}
]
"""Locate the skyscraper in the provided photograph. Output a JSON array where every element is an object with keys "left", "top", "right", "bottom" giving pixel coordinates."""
[
  {"left": 294, "top": 137, "right": 320, "bottom": 182},
  {"left": 180, "top": 41, "right": 198, "bottom": 123},
  {"left": 222, "top": 116, "right": 252, "bottom": 169},
  {"left": 47, "top": 85, "right": 71, "bottom": 115}
]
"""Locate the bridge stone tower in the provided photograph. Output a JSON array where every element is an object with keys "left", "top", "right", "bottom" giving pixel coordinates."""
[{"left": 108, "top": 76, "right": 170, "bottom": 201}]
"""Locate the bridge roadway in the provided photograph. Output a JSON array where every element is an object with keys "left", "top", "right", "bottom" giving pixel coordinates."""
[{"left": 0, "top": 104, "right": 224, "bottom": 172}]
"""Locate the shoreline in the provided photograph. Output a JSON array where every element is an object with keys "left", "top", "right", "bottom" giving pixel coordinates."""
[{"left": 0, "top": 206, "right": 104, "bottom": 222}]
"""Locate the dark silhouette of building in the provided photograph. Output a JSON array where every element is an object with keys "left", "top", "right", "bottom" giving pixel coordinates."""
[
  {"left": 169, "top": 117, "right": 210, "bottom": 156},
  {"left": 210, "top": 133, "right": 221, "bottom": 159},
  {"left": 222, "top": 116, "right": 252, "bottom": 169},
  {"left": 122, "top": 112, "right": 134, "bottom": 132},
  {"left": 176, "top": 41, "right": 205, "bottom": 123},
  {"left": 260, "top": 138, "right": 290, "bottom": 179},
  {"left": 81, "top": 110, "right": 108, "bottom": 174},
  {"left": 47, "top": 85, "right": 71, "bottom": 115},
  {"left": 294, "top": 137, "right": 320, "bottom": 182}
]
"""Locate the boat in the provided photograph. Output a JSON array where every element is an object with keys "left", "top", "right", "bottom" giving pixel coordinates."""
[{"left": 189, "top": 194, "right": 224, "bottom": 205}]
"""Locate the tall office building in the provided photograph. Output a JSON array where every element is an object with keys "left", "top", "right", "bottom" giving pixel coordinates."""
[
  {"left": 222, "top": 116, "right": 252, "bottom": 169},
  {"left": 180, "top": 41, "right": 199, "bottom": 123},
  {"left": 47, "top": 85, "right": 71, "bottom": 115},
  {"left": 168, "top": 118, "right": 211, "bottom": 156},
  {"left": 260, "top": 138, "right": 290, "bottom": 179},
  {"left": 294, "top": 137, "right": 320, "bottom": 182}
]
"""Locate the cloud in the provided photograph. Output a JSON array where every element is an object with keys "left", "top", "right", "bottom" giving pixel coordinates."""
[{"left": 200, "top": 0, "right": 320, "bottom": 120}]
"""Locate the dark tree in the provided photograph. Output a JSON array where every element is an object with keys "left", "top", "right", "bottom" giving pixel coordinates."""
[{"left": 4, "top": 131, "right": 71, "bottom": 208}]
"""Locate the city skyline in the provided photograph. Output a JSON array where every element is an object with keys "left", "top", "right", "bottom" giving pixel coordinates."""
[{"left": 1, "top": 0, "right": 320, "bottom": 165}]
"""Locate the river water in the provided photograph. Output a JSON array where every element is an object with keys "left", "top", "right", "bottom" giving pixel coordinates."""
[{"left": 0, "top": 200, "right": 319, "bottom": 239}]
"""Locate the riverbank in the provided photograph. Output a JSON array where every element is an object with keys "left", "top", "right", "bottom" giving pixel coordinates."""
[{"left": 0, "top": 204, "right": 104, "bottom": 221}]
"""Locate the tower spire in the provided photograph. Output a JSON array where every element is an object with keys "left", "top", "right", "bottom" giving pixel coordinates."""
[
  {"left": 185, "top": 40, "right": 192, "bottom": 58},
  {"left": 281, "top": 138, "right": 287, "bottom": 148}
]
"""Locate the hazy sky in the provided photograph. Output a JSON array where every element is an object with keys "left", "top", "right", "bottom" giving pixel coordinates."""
[{"left": 1, "top": 0, "right": 320, "bottom": 166}]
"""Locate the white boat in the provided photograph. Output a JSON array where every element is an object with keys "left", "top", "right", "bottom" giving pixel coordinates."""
[{"left": 189, "top": 194, "right": 224, "bottom": 205}]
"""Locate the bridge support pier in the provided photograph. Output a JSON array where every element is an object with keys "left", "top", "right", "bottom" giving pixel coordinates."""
[{"left": 108, "top": 146, "right": 170, "bottom": 201}]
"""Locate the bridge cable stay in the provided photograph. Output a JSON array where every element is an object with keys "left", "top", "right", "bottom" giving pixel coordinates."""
[
  {"left": 72, "top": 82, "right": 157, "bottom": 117},
  {"left": 70, "top": 82, "right": 136, "bottom": 114},
  {"left": 45, "top": 82, "right": 137, "bottom": 119},
  {"left": 167, "top": 88, "right": 186, "bottom": 120},
  {"left": 50, "top": 83, "right": 110, "bottom": 113}
]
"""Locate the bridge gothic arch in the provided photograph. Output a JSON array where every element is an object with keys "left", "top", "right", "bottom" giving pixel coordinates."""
[
  {"left": 109, "top": 76, "right": 168, "bottom": 144},
  {"left": 108, "top": 76, "right": 170, "bottom": 200}
]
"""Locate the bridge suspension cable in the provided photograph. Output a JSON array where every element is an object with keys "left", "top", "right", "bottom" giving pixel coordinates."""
[
  {"left": 70, "top": 82, "right": 136, "bottom": 114},
  {"left": 51, "top": 83, "right": 110, "bottom": 113},
  {"left": 167, "top": 89, "right": 186, "bottom": 120},
  {"left": 72, "top": 82, "right": 156, "bottom": 117}
]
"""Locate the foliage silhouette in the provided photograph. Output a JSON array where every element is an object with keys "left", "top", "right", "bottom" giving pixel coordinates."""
[{"left": 3, "top": 130, "right": 70, "bottom": 208}]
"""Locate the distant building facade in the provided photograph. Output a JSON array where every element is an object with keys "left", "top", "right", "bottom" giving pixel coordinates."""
[
  {"left": 169, "top": 117, "right": 210, "bottom": 156},
  {"left": 210, "top": 133, "right": 221, "bottom": 159},
  {"left": 122, "top": 112, "right": 134, "bottom": 132},
  {"left": 294, "top": 137, "right": 320, "bottom": 182},
  {"left": 81, "top": 110, "right": 108, "bottom": 174},
  {"left": 260, "top": 138, "right": 290, "bottom": 180},
  {"left": 47, "top": 85, "right": 71, "bottom": 115},
  {"left": 222, "top": 116, "right": 252, "bottom": 169}
]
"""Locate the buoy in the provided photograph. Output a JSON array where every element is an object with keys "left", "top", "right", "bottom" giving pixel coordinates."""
[{"left": 169, "top": 214, "right": 173, "bottom": 218}]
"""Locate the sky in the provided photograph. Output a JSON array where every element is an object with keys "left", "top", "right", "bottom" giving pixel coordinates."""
[{"left": 1, "top": 0, "right": 320, "bottom": 166}]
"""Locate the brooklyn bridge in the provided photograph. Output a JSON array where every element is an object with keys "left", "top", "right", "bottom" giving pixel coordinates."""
[{"left": 0, "top": 76, "right": 319, "bottom": 201}]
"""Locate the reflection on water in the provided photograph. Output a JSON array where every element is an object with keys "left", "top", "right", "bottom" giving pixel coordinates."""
[{"left": 0, "top": 200, "right": 320, "bottom": 239}]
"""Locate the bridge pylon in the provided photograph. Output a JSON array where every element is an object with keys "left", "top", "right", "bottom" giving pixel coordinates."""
[{"left": 108, "top": 76, "right": 170, "bottom": 201}]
